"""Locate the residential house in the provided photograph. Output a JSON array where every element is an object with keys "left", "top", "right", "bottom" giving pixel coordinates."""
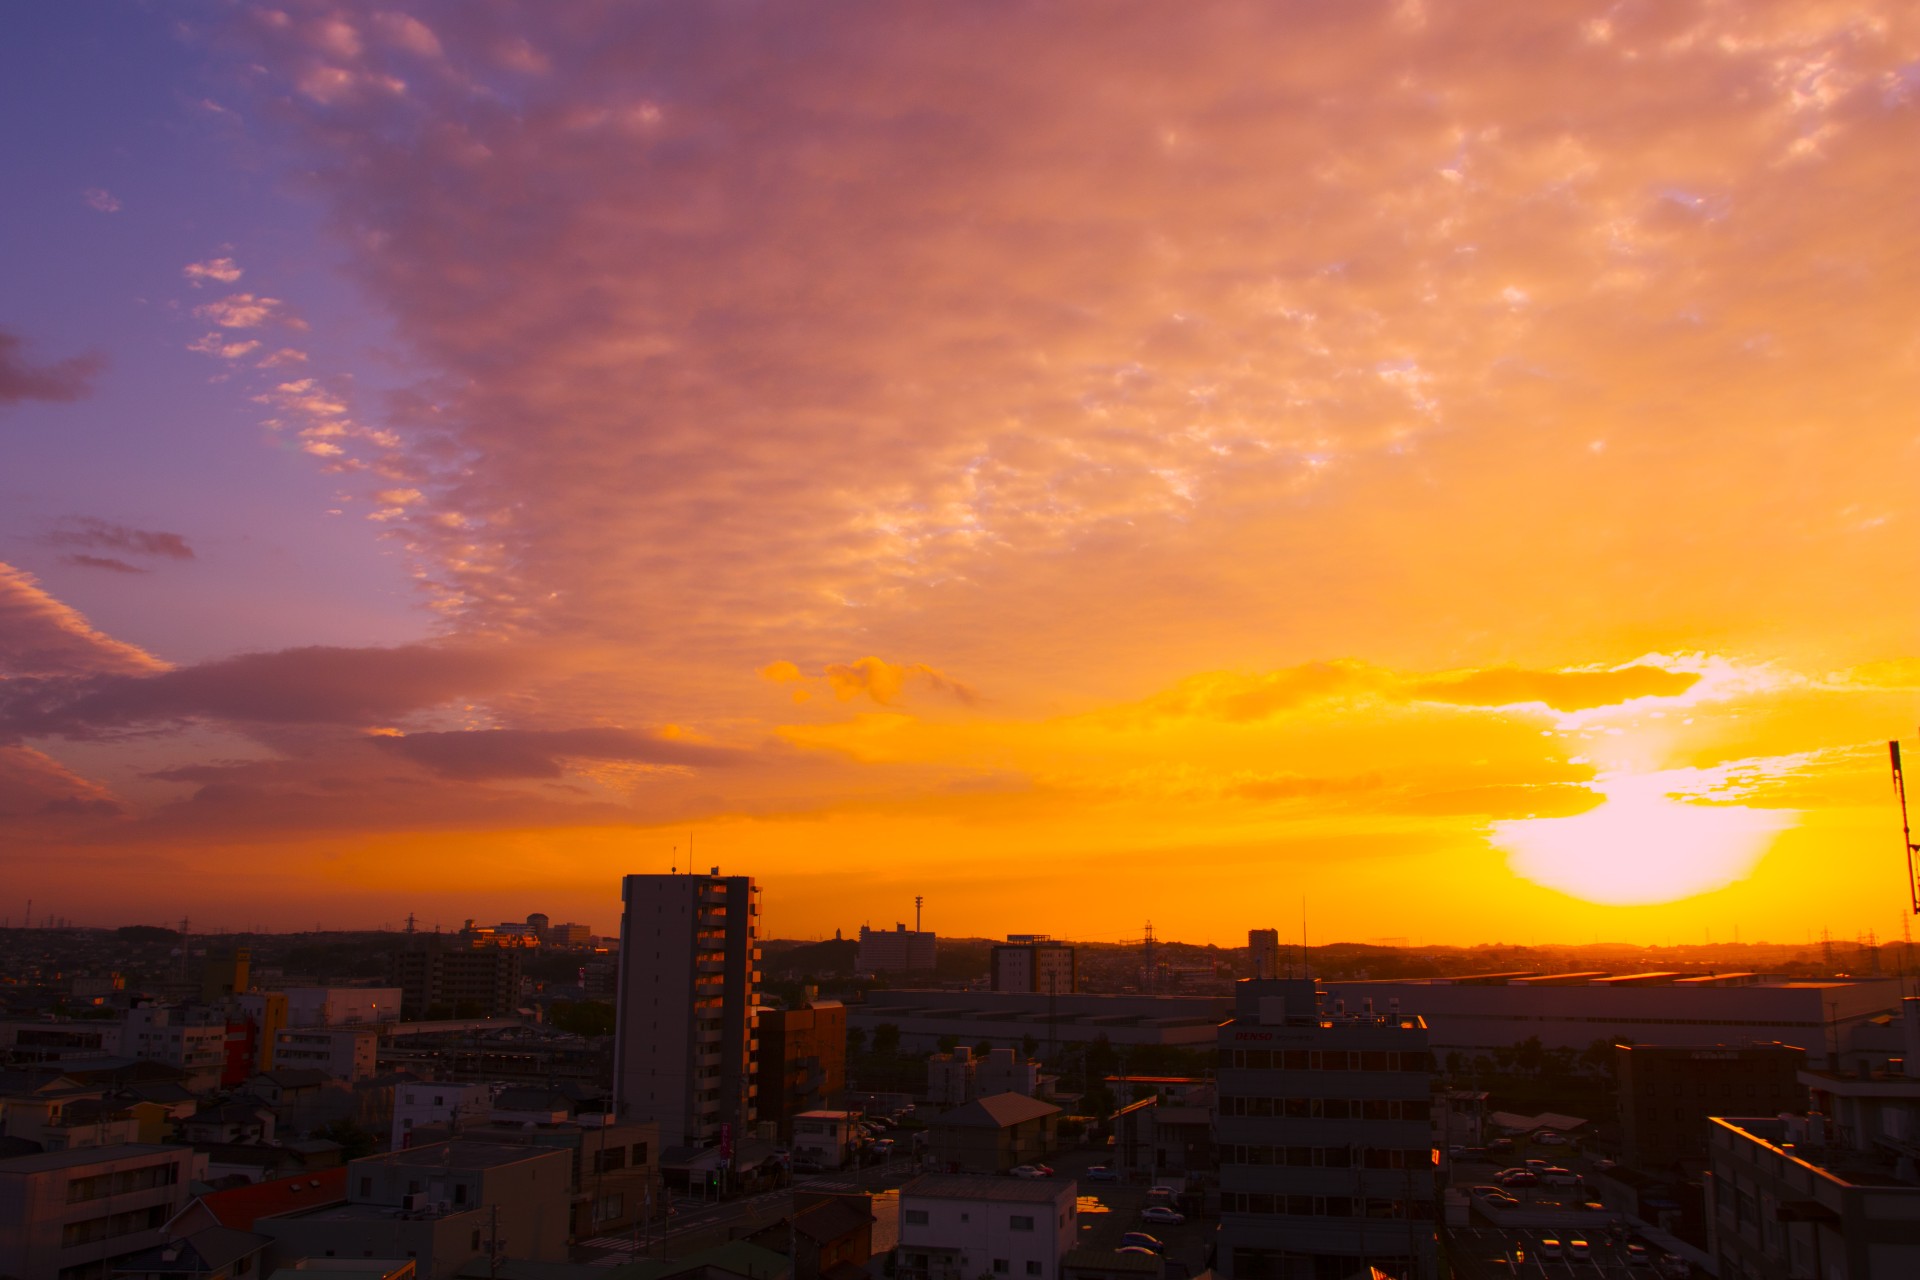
[
  {"left": 896, "top": 1175, "right": 1077, "bottom": 1280},
  {"left": 927, "top": 1094, "right": 1060, "bottom": 1174}
]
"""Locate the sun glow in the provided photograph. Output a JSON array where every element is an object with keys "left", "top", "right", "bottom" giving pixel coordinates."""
[{"left": 1492, "top": 772, "right": 1796, "bottom": 906}]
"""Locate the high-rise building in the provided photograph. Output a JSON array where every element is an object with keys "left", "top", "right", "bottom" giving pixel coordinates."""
[
  {"left": 614, "top": 870, "right": 761, "bottom": 1152},
  {"left": 1248, "top": 929, "right": 1282, "bottom": 980},
  {"left": 1618, "top": 1041, "right": 1806, "bottom": 1170},
  {"left": 389, "top": 937, "right": 521, "bottom": 1018},
  {"left": 856, "top": 923, "right": 938, "bottom": 973},
  {"left": 991, "top": 936, "right": 1075, "bottom": 994},
  {"left": 1216, "top": 979, "right": 1438, "bottom": 1280}
]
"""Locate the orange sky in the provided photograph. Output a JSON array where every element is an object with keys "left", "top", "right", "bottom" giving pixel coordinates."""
[{"left": 3, "top": 2, "right": 1919, "bottom": 945}]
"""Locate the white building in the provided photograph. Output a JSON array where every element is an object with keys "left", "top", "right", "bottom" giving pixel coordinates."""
[
  {"left": 392, "top": 1081, "right": 497, "bottom": 1149},
  {"left": 927, "top": 1047, "right": 975, "bottom": 1107},
  {"left": 897, "top": 1174, "right": 1078, "bottom": 1280},
  {"left": 991, "top": 938, "right": 1075, "bottom": 995},
  {"left": 120, "top": 1007, "right": 226, "bottom": 1092},
  {"left": 272, "top": 1027, "right": 377, "bottom": 1081},
  {"left": 614, "top": 870, "right": 761, "bottom": 1151},
  {"left": 976, "top": 1047, "right": 1041, "bottom": 1099},
  {"left": 282, "top": 987, "right": 402, "bottom": 1028}
]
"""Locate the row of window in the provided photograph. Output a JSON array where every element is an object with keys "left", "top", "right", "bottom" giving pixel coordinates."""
[
  {"left": 1221, "top": 1144, "right": 1432, "bottom": 1169},
  {"left": 1219, "top": 1096, "right": 1427, "bottom": 1120},
  {"left": 59, "top": 1204, "right": 167, "bottom": 1247},
  {"left": 66, "top": 1163, "right": 178, "bottom": 1204},
  {"left": 1224, "top": 1050, "right": 1430, "bottom": 1072},
  {"left": 1219, "top": 1192, "right": 1437, "bottom": 1220}
]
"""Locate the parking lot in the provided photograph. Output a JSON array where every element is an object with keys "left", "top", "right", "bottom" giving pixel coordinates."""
[{"left": 1449, "top": 1225, "right": 1678, "bottom": 1280}]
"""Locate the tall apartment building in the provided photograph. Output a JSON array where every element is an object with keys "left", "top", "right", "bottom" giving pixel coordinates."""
[
  {"left": 857, "top": 923, "right": 938, "bottom": 973},
  {"left": 755, "top": 1000, "right": 848, "bottom": 1140},
  {"left": 614, "top": 871, "right": 762, "bottom": 1152},
  {"left": 1216, "top": 979, "right": 1438, "bottom": 1280},
  {"left": 991, "top": 936, "right": 1075, "bottom": 994},
  {"left": 1249, "top": 929, "right": 1282, "bottom": 980},
  {"left": 390, "top": 937, "right": 522, "bottom": 1018}
]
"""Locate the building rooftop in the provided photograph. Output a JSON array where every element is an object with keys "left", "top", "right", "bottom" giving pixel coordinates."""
[
  {"left": 1714, "top": 1115, "right": 1920, "bottom": 1190},
  {"left": 191, "top": 1168, "right": 349, "bottom": 1228},
  {"left": 902, "top": 1174, "right": 1073, "bottom": 1203},
  {"left": 933, "top": 1093, "right": 1062, "bottom": 1129},
  {"left": 0, "top": 1142, "right": 181, "bottom": 1174}
]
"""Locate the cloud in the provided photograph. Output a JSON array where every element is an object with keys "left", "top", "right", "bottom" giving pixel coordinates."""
[
  {"left": 82, "top": 188, "right": 120, "bottom": 213},
  {"left": 183, "top": 257, "right": 244, "bottom": 286},
  {"left": 824, "top": 657, "right": 979, "bottom": 707},
  {"left": 1405, "top": 665, "right": 1702, "bottom": 712},
  {"left": 0, "top": 563, "right": 168, "bottom": 679},
  {"left": 194, "top": 293, "right": 282, "bottom": 329},
  {"left": 189, "top": 333, "right": 263, "bottom": 360},
  {"left": 371, "top": 726, "right": 736, "bottom": 779},
  {"left": 44, "top": 518, "right": 196, "bottom": 561},
  {"left": 0, "top": 745, "right": 122, "bottom": 820},
  {"left": 62, "top": 555, "right": 147, "bottom": 575},
  {"left": 0, "top": 642, "right": 521, "bottom": 739},
  {"left": 0, "top": 330, "right": 105, "bottom": 405}
]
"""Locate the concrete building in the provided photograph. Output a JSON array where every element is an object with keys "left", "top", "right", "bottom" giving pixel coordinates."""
[
  {"left": 848, "top": 990, "right": 1228, "bottom": 1056},
  {"left": 976, "top": 1047, "right": 1042, "bottom": 1099},
  {"left": 792, "top": 1110, "right": 859, "bottom": 1170},
  {"left": 121, "top": 1007, "right": 228, "bottom": 1092},
  {"left": 235, "top": 993, "right": 289, "bottom": 1071},
  {"left": 926, "top": 1048, "right": 976, "bottom": 1108},
  {"left": 257, "top": 1141, "right": 571, "bottom": 1280},
  {"left": 748, "top": 1192, "right": 875, "bottom": 1280},
  {"left": 389, "top": 938, "right": 522, "bottom": 1019},
  {"left": 0, "top": 1143, "right": 198, "bottom": 1280},
  {"left": 1248, "top": 930, "right": 1282, "bottom": 981},
  {"left": 1215, "top": 979, "right": 1438, "bottom": 1280},
  {"left": 199, "top": 948, "right": 251, "bottom": 1003},
  {"left": 896, "top": 1175, "right": 1078, "bottom": 1280},
  {"left": 282, "top": 988, "right": 402, "bottom": 1029},
  {"left": 1617, "top": 1041, "right": 1807, "bottom": 1170},
  {"left": 0, "top": 1018, "right": 124, "bottom": 1064},
  {"left": 857, "top": 925, "right": 938, "bottom": 974},
  {"left": 754, "top": 1001, "right": 847, "bottom": 1141},
  {"left": 392, "top": 1081, "right": 497, "bottom": 1149},
  {"left": 1317, "top": 972, "right": 1902, "bottom": 1069},
  {"left": 927, "top": 1093, "right": 1060, "bottom": 1174},
  {"left": 273, "top": 1028, "right": 379, "bottom": 1082},
  {"left": 991, "top": 938, "right": 1075, "bottom": 995},
  {"left": 614, "top": 871, "right": 762, "bottom": 1152}
]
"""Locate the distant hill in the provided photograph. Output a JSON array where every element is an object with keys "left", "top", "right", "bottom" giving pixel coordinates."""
[{"left": 762, "top": 937, "right": 859, "bottom": 978}]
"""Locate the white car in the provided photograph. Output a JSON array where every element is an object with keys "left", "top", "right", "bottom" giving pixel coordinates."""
[
  {"left": 1009, "top": 1165, "right": 1046, "bottom": 1179},
  {"left": 1140, "top": 1206, "right": 1185, "bottom": 1225},
  {"left": 1536, "top": 1132, "right": 1567, "bottom": 1146}
]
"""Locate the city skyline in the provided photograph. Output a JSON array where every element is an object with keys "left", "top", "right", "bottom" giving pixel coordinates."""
[{"left": 4, "top": 3, "right": 1920, "bottom": 944}]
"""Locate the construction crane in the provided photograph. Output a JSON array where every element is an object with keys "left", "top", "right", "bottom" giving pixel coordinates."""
[{"left": 1894, "top": 735, "right": 1920, "bottom": 914}]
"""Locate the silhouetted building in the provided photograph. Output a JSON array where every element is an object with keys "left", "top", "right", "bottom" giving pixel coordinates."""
[
  {"left": 1618, "top": 1041, "right": 1807, "bottom": 1170},
  {"left": 991, "top": 936, "right": 1075, "bottom": 995},
  {"left": 614, "top": 871, "right": 761, "bottom": 1151},
  {"left": 857, "top": 924, "right": 937, "bottom": 973},
  {"left": 1248, "top": 929, "right": 1282, "bottom": 981},
  {"left": 389, "top": 937, "right": 521, "bottom": 1019},
  {"left": 1216, "top": 979, "right": 1438, "bottom": 1280},
  {"left": 755, "top": 1001, "right": 847, "bottom": 1140}
]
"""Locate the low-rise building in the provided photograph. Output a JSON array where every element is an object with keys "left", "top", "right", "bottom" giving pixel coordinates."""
[
  {"left": 896, "top": 1174, "right": 1077, "bottom": 1280},
  {"left": 926, "top": 1048, "right": 975, "bottom": 1109},
  {"left": 976, "top": 1048, "right": 1041, "bottom": 1099},
  {"left": 849, "top": 991, "right": 1227, "bottom": 1056},
  {"left": 927, "top": 1094, "right": 1060, "bottom": 1174},
  {"left": 793, "top": 1111, "right": 859, "bottom": 1170},
  {"left": 755, "top": 1002, "right": 847, "bottom": 1141},
  {"left": 392, "top": 1082, "right": 496, "bottom": 1149},
  {"left": 0, "top": 1143, "right": 198, "bottom": 1280},
  {"left": 856, "top": 925, "right": 938, "bottom": 975},
  {"left": 282, "top": 989, "right": 402, "bottom": 1030},
  {"left": 121, "top": 1007, "right": 228, "bottom": 1093},
  {"left": 748, "top": 1192, "right": 875, "bottom": 1280},
  {"left": 257, "top": 1141, "right": 571, "bottom": 1280},
  {"left": 991, "top": 938, "right": 1075, "bottom": 996}
]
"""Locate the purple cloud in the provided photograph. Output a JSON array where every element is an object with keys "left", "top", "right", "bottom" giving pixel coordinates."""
[
  {"left": 0, "top": 330, "right": 105, "bottom": 406},
  {"left": 45, "top": 518, "right": 196, "bottom": 562},
  {"left": 371, "top": 727, "right": 738, "bottom": 779}
]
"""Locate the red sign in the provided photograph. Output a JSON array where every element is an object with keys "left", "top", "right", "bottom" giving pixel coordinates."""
[{"left": 719, "top": 1122, "right": 733, "bottom": 1161}]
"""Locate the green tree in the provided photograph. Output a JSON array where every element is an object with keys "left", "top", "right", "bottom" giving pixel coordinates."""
[
  {"left": 314, "top": 1118, "right": 377, "bottom": 1160},
  {"left": 548, "top": 1000, "right": 616, "bottom": 1036},
  {"left": 871, "top": 1023, "right": 902, "bottom": 1057},
  {"left": 937, "top": 1034, "right": 960, "bottom": 1054}
]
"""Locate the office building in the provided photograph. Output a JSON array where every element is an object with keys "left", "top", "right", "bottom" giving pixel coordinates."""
[
  {"left": 755, "top": 1001, "right": 847, "bottom": 1140},
  {"left": 857, "top": 924, "right": 938, "bottom": 974},
  {"left": 1617, "top": 1041, "right": 1806, "bottom": 1170},
  {"left": 849, "top": 990, "right": 1227, "bottom": 1055},
  {"left": 1249, "top": 930, "right": 1282, "bottom": 981},
  {"left": 990, "top": 937, "right": 1076, "bottom": 995},
  {"left": 614, "top": 871, "right": 762, "bottom": 1151},
  {"left": 273, "top": 1027, "right": 379, "bottom": 1081},
  {"left": 897, "top": 1174, "right": 1078, "bottom": 1280},
  {"left": 1216, "top": 979, "right": 1438, "bottom": 1280},
  {"left": 390, "top": 937, "right": 521, "bottom": 1019},
  {"left": 393, "top": 1081, "right": 498, "bottom": 1149},
  {"left": 1317, "top": 972, "right": 1902, "bottom": 1069},
  {"left": 281, "top": 987, "right": 403, "bottom": 1028}
]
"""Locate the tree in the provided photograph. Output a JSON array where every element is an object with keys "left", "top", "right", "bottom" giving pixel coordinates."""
[
  {"left": 548, "top": 1000, "right": 616, "bottom": 1037},
  {"left": 1021, "top": 1034, "right": 1039, "bottom": 1060},
  {"left": 314, "top": 1118, "right": 377, "bottom": 1160},
  {"left": 871, "top": 1023, "right": 902, "bottom": 1057},
  {"left": 937, "top": 1034, "right": 960, "bottom": 1054},
  {"left": 847, "top": 1026, "right": 868, "bottom": 1058}
]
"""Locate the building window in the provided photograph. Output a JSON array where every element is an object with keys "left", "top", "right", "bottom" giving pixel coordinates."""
[
  {"left": 1026, "top": 1265, "right": 1042, "bottom": 1276},
  {"left": 1010, "top": 1215, "right": 1034, "bottom": 1231},
  {"left": 905, "top": 1210, "right": 929, "bottom": 1225},
  {"left": 359, "top": 1177, "right": 372, "bottom": 1198},
  {"left": 993, "top": 1262, "right": 1009, "bottom": 1274}
]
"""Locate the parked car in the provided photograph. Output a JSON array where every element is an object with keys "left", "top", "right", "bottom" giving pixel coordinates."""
[
  {"left": 1626, "top": 1244, "right": 1651, "bottom": 1267},
  {"left": 1468, "top": 1186, "right": 1504, "bottom": 1198},
  {"left": 1119, "top": 1233, "right": 1164, "bottom": 1253},
  {"left": 1140, "top": 1206, "right": 1185, "bottom": 1226},
  {"left": 1523, "top": 1159, "right": 1551, "bottom": 1172},
  {"left": 1483, "top": 1193, "right": 1520, "bottom": 1207},
  {"left": 1536, "top": 1131, "right": 1568, "bottom": 1146},
  {"left": 1010, "top": 1165, "right": 1046, "bottom": 1179},
  {"left": 1539, "top": 1240, "right": 1562, "bottom": 1261},
  {"left": 1148, "top": 1184, "right": 1182, "bottom": 1200},
  {"left": 1595, "top": 1158, "right": 1618, "bottom": 1172},
  {"left": 1488, "top": 1137, "right": 1515, "bottom": 1153},
  {"left": 1568, "top": 1240, "right": 1591, "bottom": 1261},
  {"left": 1087, "top": 1166, "right": 1119, "bottom": 1182},
  {"left": 1116, "top": 1247, "right": 1159, "bottom": 1257},
  {"left": 1497, "top": 1171, "right": 1538, "bottom": 1188}
]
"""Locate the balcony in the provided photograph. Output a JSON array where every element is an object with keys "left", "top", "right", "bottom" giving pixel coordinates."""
[
  {"left": 696, "top": 909, "right": 728, "bottom": 929},
  {"left": 696, "top": 1051, "right": 724, "bottom": 1069},
  {"left": 697, "top": 958, "right": 727, "bottom": 974},
  {"left": 699, "top": 885, "right": 728, "bottom": 905},
  {"left": 697, "top": 1028, "right": 724, "bottom": 1047}
]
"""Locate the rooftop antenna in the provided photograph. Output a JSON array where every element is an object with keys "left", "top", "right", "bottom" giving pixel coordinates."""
[
  {"left": 1301, "top": 896, "right": 1311, "bottom": 981},
  {"left": 915, "top": 895, "right": 924, "bottom": 932},
  {"left": 1893, "top": 737, "right": 1920, "bottom": 914}
]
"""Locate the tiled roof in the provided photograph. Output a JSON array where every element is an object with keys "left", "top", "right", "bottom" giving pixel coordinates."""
[{"left": 932, "top": 1092, "right": 1061, "bottom": 1129}]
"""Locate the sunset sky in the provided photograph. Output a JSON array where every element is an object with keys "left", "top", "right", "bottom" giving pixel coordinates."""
[{"left": 3, "top": 2, "right": 1918, "bottom": 946}]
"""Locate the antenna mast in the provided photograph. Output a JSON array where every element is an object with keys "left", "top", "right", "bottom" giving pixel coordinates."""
[{"left": 1895, "top": 738, "right": 1920, "bottom": 914}]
